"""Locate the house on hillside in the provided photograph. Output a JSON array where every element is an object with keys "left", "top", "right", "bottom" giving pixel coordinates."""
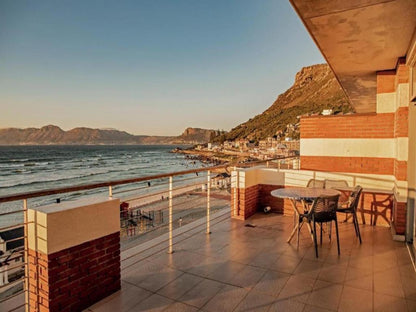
[
  {"left": 235, "top": 139, "right": 249, "bottom": 151},
  {"left": 223, "top": 141, "right": 234, "bottom": 149}
]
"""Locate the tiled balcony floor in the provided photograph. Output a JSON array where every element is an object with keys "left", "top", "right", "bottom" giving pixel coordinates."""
[{"left": 87, "top": 212, "right": 416, "bottom": 312}]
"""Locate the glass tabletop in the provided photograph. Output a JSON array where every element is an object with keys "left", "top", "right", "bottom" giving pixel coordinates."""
[{"left": 271, "top": 187, "right": 340, "bottom": 201}]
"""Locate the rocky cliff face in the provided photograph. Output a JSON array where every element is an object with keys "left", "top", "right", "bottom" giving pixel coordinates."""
[
  {"left": 0, "top": 126, "right": 214, "bottom": 145},
  {"left": 215, "top": 64, "right": 353, "bottom": 142},
  {"left": 177, "top": 127, "right": 216, "bottom": 144}
]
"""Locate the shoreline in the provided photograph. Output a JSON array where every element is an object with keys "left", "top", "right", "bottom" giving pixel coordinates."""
[{"left": 172, "top": 147, "right": 253, "bottom": 165}]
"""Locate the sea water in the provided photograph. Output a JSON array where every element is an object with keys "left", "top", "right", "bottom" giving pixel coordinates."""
[{"left": 0, "top": 145, "right": 204, "bottom": 226}]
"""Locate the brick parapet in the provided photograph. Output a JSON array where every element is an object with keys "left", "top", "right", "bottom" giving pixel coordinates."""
[
  {"left": 300, "top": 156, "right": 395, "bottom": 176},
  {"left": 300, "top": 113, "right": 394, "bottom": 139},
  {"left": 231, "top": 182, "right": 398, "bottom": 229},
  {"left": 231, "top": 185, "right": 259, "bottom": 220},
  {"left": 28, "top": 232, "right": 120, "bottom": 312}
]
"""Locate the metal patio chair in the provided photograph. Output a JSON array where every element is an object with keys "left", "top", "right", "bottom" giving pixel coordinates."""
[
  {"left": 336, "top": 185, "right": 363, "bottom": 244},
  {"left": 298, "top": 194, "right": 340, "bottom": 258}
]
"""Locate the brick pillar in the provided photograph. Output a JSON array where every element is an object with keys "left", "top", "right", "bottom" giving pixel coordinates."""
[
  {"left": 231, "top": 168, "right": 285, "bottom": 220},
  {"left": 27, "top": 198, "right": 120, "bottom": 312},
  {"left": 393, "top": 199, "right": 407, "bottom": 235}
]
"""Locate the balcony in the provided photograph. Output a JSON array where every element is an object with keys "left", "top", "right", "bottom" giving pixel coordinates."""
[
  {"left": 1, "top": 158, "right": 415, "bottom": 312},
  {"left": 88, "top": 210, "right": 416, "bottom": 312}
]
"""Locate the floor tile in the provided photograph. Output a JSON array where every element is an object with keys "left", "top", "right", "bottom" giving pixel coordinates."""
[
  {"left": 202, "top": 285, "right": 248, "bottom": 312},
  {"left": 253, "top": 270, "right": 291, "bottom": 297},
  {"left": 178, "top": 279, "right": 224, "bottom": 308},
  {"left": 338, "top": 285, "right": 373, "bottom": 312},
  {"left": 268, "top": 298, "right": 305, "bottom": 312},
  {"left": 128, "top": 294, "right": 174, "bottom": 312},
  {"left": 373, "top": 269, "right": 405, "bottom": 298},
  {"left": 89, "top": 282, "right": 152, "bottom": 312},
  {"left": 306, "top": 280, "right": 343, "bottom": 311},
  {"left": 234, "top": 289, "right": 275, "bottom": 312},
  {"left": 373, "top": 293, "right": 408, "bottom": 312},
  {"left": 162, "top": 302, "right": 198, "bottom": 312},
  {"left": 157, "top": 273, "right": 203, "bottom": 300},
  {"left": 277, "top": 275, "right": 315, "bottom": 303}
]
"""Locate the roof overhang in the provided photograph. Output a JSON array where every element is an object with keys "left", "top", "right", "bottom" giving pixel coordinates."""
[{"left": 290, "top": 0, "right": 416, "bottom": 113}]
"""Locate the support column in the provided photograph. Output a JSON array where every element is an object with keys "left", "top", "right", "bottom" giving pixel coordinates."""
[{"left": 27, "top": 198, "right": 120, "bottom": 312}]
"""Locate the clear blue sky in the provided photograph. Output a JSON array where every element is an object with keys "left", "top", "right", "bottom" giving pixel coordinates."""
[{"left": 0, "top": 0, "right": 324, "bottom": 136}]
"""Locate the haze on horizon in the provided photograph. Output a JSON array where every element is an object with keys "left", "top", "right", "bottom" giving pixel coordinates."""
[{"left": 0, "top": 0, "right": 324, "bottom": 136}]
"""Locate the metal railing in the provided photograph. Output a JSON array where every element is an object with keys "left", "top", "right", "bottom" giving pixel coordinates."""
[{"left": 0, "top": 155, "right": 299, "bottom": 310}]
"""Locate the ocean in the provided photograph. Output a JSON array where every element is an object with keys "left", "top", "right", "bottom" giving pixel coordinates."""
[{"left": 0, "top": 145, "right": 205, "bottom": 226}]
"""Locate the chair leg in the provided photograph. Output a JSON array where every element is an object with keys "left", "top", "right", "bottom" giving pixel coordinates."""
[
  {"left": 353, "top": 212, "right": 362, "bottom": 244},
  {"left": 313, "top": 221, "right": 318, "bottom": 258},
  {"left": 334, "top": 218, "right": 340, "bottom": 255},
  {"left": 320, "top": 222, "right": 323, "bottom": 245},
  {"left": 352, "top": 213, "right": 359, "bottom": 236},
  {"left": 297, "top": 220, "right": 300, "bottom": 250},
  {"left": 329, "top": 222, "right": 332, "bottom": 241}
]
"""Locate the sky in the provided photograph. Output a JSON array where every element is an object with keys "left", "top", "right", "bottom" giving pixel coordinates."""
[{"left": 0, "top": 0, "right": 324, "bottom": 136}]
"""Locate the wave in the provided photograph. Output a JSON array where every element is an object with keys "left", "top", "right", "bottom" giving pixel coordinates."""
[
  {"left": 0, "top": 169, "right": 113, "bottom": 188},
  {"left": 0, "top": 146, "right": 205, "bottom": 195}
]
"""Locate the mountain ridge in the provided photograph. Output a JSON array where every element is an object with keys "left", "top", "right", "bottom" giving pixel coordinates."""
[
  {"left": 0, "top": 125, "right": 215, "bottom": 145},
  {"left": 213, "top": 63, "right": 354, "bottom": 143}
]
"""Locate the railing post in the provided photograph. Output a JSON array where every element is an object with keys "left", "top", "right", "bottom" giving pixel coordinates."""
[
  {"left": 278, "top": 160, "right": 281, "bottom": 170},
  {"left": 108, "top": 185, "right": 113, "bottom": 198},
  {"left": 233, "top": 167, "right": 239, "bottom": 217},
  {"left": 23, "top": 199, "right": 29, "bottom": 312},
  {"left": 168, "top": 176, "right": 174, "bottom": 253},
  {"left": 207, "top": 170, "right": 211, "bottom": 234}
]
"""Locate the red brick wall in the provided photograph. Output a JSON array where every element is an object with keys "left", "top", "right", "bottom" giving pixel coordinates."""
[
  {"left": 395, "top": 106, "right": 409, "bottom": 137},
  {"left": 395, "top": 57, "right": 409, "bottom": 85},
  {"left": 231, "top": 184, "right": 304, "bottom": 220},
  {"left": 394, "top": 160, "right": 407, "bottom": 181},
  {"left": 231, "top": 185, "right": 259, "bottom": 220},
  {"left": 300, "top": 156, "right": 394, "bottom": 175},
  {"left": 300, "top": 113, "right": 394, "bottom": 139},
  {"left": 28, "top": 232, "right": 120, "bottom": 312},
  {"left": 394, "top": 201, "right": 407, "bottom": 235},
  {"left": 377, "top": 70, "right": 396, "bottom": 93}
]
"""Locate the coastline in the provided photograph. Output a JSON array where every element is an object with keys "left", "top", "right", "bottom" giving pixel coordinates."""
[{"left": 172, "top": 147, "right": 252, "bottom": 165}]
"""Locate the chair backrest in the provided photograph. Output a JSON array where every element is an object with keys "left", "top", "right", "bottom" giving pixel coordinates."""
[
  {"left": 324, "top": 179, "right": 349, "bottom": 202},
  {"left": 324, "top": 179, "right": 348, "bottom": 189},
  {"left": 347, "top": 185, "right": 363, "bottom": 212},
  {"left": 310, "top": 195, "right": 340, "bottom": 222},
  {"left": 306, "top": 179, "right": 325, "bottom": 188}
]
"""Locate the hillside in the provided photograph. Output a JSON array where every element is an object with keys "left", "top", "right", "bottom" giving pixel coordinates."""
[
  {"left": 0, "top": 125, "right": 215, "bottom": 145},
  {"left": 214, "top": 64, "right": 354, "bottom": 143}
]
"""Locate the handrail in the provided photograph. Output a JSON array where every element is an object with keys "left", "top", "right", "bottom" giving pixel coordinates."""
[{"left": 0, "top": 156, "right": 299, "bottom": 203}]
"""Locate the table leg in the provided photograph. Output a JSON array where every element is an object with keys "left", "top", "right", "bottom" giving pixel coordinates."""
[
  {"left": 306, "top": 222, "right": 314, "bottom": 242},
  {"left": 287, "top": 221, "right": 299, "bottom": 243},
  {"left": 287, "top": 199, "right": 314, "bottom": 244}
]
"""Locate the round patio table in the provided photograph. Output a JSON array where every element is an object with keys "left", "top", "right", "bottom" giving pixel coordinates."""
[{"left": 271, "top": 187, "right": 340, "bottom": 243}]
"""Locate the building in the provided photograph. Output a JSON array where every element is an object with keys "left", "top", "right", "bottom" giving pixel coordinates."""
[
  {"left": 235, "top": 138, "right": 250, "bottom": 151},
  {"left": 290, "top": 0, "right": 416, "bottom": 246},
  {"left": 0, "top": 227, "right": 24, "bottom": 287},
  {"left": 211, "top": 172, "right": 231, "bottom": 189}
]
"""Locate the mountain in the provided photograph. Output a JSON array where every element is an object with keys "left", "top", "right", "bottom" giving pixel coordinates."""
[
  {"left": 0, "top": 125, "right": 215, "bottom": 145},
  {"left": 214, "top": 64, "right": 354, "bottom": 143}
]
